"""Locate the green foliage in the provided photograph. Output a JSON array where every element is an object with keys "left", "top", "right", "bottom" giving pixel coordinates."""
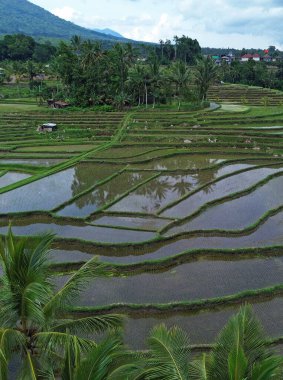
[
  {"left": 194, "top": 57, "right": 219, "bottom": 101},
  {"left": 0, "top": 34, "right": 56, "bottom": 62},
  {"left": 0, "top": 228, "right": 123, "bottom": 379}
]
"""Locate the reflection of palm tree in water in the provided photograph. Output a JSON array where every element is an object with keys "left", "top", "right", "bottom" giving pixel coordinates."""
[
  {"left": 135, "top": 176, "right": 173, "bottom": 212},
  {"left": 194, "top": 157, "right": 220, "bottom": 190},
  {"left": 72, "top": 167, "right": 148, "bottom": 209},
  {"left": 136, "top": 177, "right": 172, "bottom": 201},
  {"left": 172, "top": 177, "right": 192, "bottom": 196}
]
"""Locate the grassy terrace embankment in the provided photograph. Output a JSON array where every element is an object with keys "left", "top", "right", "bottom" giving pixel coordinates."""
[{"left": 0, "top": 85, "right": 282, "bottom": 348}]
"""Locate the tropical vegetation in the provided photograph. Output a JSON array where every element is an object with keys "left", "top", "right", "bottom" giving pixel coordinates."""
[{"left": 0, "top": 230, "right": 282, "bottom": 379}]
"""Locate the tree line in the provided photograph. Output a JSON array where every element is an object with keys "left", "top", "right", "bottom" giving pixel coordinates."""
[
  {"left": 0, "top": 34, "right": 56, "bottom": 62},
  {"left": 1, "top": 34, "right": 283, "bottom": 108},
  {"left": 40, "top": 36, "right": 215, "bottom": 108},
  {"left": 219, "top": 60, "right": 283, "bottom": 91}
]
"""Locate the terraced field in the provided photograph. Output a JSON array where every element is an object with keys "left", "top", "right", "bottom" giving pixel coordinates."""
[
  {"left": 208, "top": 84, "right": 283, "bottom": 106},
  {"left": 0, "top": 95, "right": 283, "bottom": 351}
]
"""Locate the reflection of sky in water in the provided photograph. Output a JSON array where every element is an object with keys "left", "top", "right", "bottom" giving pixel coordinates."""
[
  {"left": 162, "top": 167, "right": 283, "bottom": 218},
  {"left": 132, "top": 155, "right": 226, "bottom": 170},
  {"left": 0, "top": 223, "right": 155, "bottom": 243},
  {"left": 108, "top": 164, "right": 255, "bottom": 214},
  {"left": 0, "top": 168, "right": 76, "bottom": 212},
  {"left": 169, "top": 175, "right": 283, "bottom": 235},
  {"left": 109, "top": 174, "right": 199, "bottom": 213},
  {"left": 97, "top": 212, "right": 283, "bottom": 264},
  {"left": 0, "top": 172, "right": 30, "bottom": 188},
  {"left": 57, "top": 171, "right": 152, "bottom": 217},
  {"left": 0, "top": 164, "right": 121, "bottom": 213},
  {"left": 93, "top": 215, "right": 169, "bottom": 230},
  {"left": 0, "top": 159, "right": 65, "bottom": 166}
]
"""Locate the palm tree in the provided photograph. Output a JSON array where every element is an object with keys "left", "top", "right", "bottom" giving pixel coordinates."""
[
  {"left": 11, "top": 61, "right": 25, "bottom": 97},
  {"left": 138, "top": 324, "right": 191, "bottom": 379},
  {"left": 169, "top": 60, "right": 191, "bottom": 110},
  {"left": 148, "top": 53, "right": 162, "bottom": 108},
  {"left": 62, "top": 332, "right": 145, "bottom": 380},
  {"left": 203, "top": 305, "right": 283, "bottom": 380},
  {"left": 194, "top": 57, "right": 218, "bottom": 102},
  {"left": 127, "top": 64, "right": 146, "bottom": 106},
  {"left": 0, "top": 228, "right": 122, "bottom": 379},
  {"left": 138, "top": 306, "right": 282, "bottom": 380},
  {"left": 81, "top": 40, "right": 103, "bottom": 69},
  {"left": 70, "top": 35, "right": 83, "bottom": 55}
]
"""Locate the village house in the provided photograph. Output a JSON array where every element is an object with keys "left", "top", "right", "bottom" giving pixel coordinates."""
[
  {"left": 47, "top": 99, "right": 70, "bottom": 108},
  {"left": 241, "top": 53, "right": 261, "bottom": 62},
  {"left": 37, "top": 123, "right": 57, "bottom": 132}
]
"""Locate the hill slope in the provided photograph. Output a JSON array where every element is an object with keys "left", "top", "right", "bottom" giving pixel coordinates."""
[
  {"left": 93, "top": 28, "right": 124, "bottom": 38},
  {"left": 0, "top": 0, "right": 129, "bottom": 41}
]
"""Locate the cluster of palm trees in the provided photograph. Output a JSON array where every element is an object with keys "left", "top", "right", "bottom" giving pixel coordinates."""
[
  {"left": 0, "top": 228, "right": 282, "bottom": 379},
  {"left": 51, "top": 38, "right": 218, "bottom": 108}
]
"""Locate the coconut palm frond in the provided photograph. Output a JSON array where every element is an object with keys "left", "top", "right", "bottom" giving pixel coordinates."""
[
  {"left": 228, "top": 344, "right": 248, "bottom": 380},
  {"left": 44, "top": 257, "right": 108, "bottom": 316},
  {"left": 145, "top": 324, "right": 190, "bottom": 380},
  {"left": 20, "top": 282, "right": 53, "bottom": 328},
  {"left": 0, "top": 347, "right": 8, "bottom": 380},
  {"left": 23, "top": 350, "right": 37, "bottom": 380},
  {"left": 35, "top": 331, "right": 94, "bottom": 356},
  {"left": 0, "top": 275, "right": 18, "bottom": 326},
  {"left": 61, "top": 335, "right": 81, "bottom": 380},
  {"left": 0, "top": 228, "right": 54, "bottom": 282},
  {"left": 0, "top": 328, "right": 26, "bottom": 379},
  {"left": 250, "top": 356, "right": 283, "bottom": 380},
  {"left": 210, "top": 305, "right": 269, "bottom": 380},
  {"left": 26, "top": 232, "right": 55, "bottom": 277},
  {"left": 74, "top": 334, "right": 126, "bottom": 380},
  {"left": 189, "top": 354, "right": 210, "bottom": 380},
  {"left": 108, "top": 361, "right": 147, "bottom": 380},
  {"left": 0, "top": 229, "right": 54, "bottom": 327},
  {"left": 53, "top": 314, "right": 124, "bottom": 335}
]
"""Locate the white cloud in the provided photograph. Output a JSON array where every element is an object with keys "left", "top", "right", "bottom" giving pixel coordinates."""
[
  {"left": 52, "top": 6, "right": 78, "bottom": 21},
  {"left": 31, "top": 0, "right": 283, "bottom": 49}
]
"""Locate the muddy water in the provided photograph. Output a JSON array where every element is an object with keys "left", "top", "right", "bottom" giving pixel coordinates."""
[{"left": 167, "top": 175, "right": 283, "bottom": 235}]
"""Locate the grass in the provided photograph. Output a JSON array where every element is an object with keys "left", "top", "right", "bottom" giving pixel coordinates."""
[
  {"left": 0, "top": 103, "right": 43, "bottom": 112},
  {"left": 0, "top": 83, "right": 282, "bottom": 347}
]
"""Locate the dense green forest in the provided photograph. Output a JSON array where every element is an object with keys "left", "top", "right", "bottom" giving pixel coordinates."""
[{"left": 0, "top": 33, "right": 283, "bottom": 109}]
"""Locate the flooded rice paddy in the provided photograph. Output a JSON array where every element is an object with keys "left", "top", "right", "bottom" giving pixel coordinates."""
[{"left": 1, "top": 106, "right": 283, "bottom": 348}]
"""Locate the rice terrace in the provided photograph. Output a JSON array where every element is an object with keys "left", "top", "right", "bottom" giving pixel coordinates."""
[{"left": 0, "top": 82, "right": 282, "bottom": 353}]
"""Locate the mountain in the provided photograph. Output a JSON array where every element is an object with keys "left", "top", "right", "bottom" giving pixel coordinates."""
[
  {"left": 0, "top": 0, "right": 129, "bottom": 41},
  {"left": 93, "top": 28, "right": 124, "bottom": 39}
]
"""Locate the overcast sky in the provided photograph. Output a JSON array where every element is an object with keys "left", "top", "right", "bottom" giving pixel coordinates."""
[{"left": 29, "top": 0, "right": 283, "bottom": 49}]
